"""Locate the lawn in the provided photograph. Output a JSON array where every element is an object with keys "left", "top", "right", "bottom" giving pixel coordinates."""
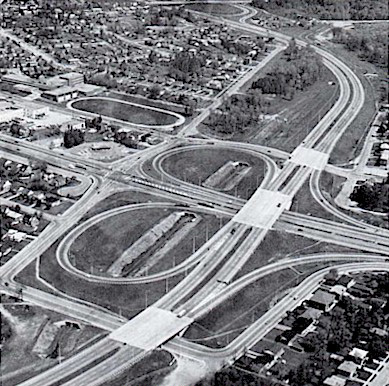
[
  {"left": 15, "top": 238, "right": 186, "bottom": 319},
  {"left": 235, "top": 229, "right": 355, "bottom": 280},
  {"left": 184, "top": 268, "right": 306, "bottom": 347},
  {"left": 160, "top": 147, "right": 266, "bottom": 199},
  {"left": 69, "top": 207, "right": 225, "bottom": 276},
  {"left": 105, "top": 350, "right": 174, "bottom": 386},
  {"left": 325, "top": 42, "right": 383, "bottom": 165},
  {"left": 70, "top": 207, "right": 173, "bottom": 274},
  {"left": 71, "top": 98, "right": 178, "bottom": 126}
]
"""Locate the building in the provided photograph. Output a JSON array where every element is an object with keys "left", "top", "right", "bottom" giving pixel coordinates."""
[
  {"left": 337, "top": 275, "right": 356, "bottom": 288},
  {"left": 324, "top": 375, "right": 347, "bottom": 386},
  {"left": 330, "top": 284, "right": 348, "bottom": 298},
  {"left": 42, "top": 86, "right": 79, "bottom": 103},
  {"left": 337, "top": 361, "right": 359, "bottom": 378},
  {"left": 0, "top": 100, "right": 24, "bottom": 123},
  {"left": 75, "top": 83, "right": 105, "bottom": 97},
  {"left": 60, "top": 72, "right": 84, "bottom": 87},
  {"left": 60, "top": 119, "right": 85, "bottom": 132},
  {"left": 347, "top": 348, "right": 368, "bottom": 366},
  {"left": 24, "top": 106, "right": 50, "bottom": 119},
  {"left": 308, "top": 289, "right": 337, "bottom": 312}
]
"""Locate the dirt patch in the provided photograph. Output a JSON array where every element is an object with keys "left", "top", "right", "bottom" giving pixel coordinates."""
[
  {"left": 203, "top": 161, "right": 252, "bottom": 191},
  {"left": 108, "top": 212, "right": 200, "bottom": 277}
]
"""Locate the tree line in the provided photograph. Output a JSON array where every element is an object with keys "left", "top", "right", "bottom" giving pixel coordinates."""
[
  {"left": 251, "top": 41, "right": 324, "bottom": 99},
  {"left": 350, "top": 175, "right": 389, "bottom": 214},
  {"left": 332, "top": 25, "right": 388, "bottom": 68},
  {"left": 251, "top": 0, "right": 388, "bottom": 20}
]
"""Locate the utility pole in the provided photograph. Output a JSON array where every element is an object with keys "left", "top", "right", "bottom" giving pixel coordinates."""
[{"left": 165, "top": 278, "right": 169, "bottom": 293}]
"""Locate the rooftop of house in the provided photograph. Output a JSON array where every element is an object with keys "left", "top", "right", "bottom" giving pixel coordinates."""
[
  {"left": 337, "top": 275, "right": 355, "bottom": 287},
  {"left": 330, "top": 284, "right": 348, "bottom": 297},
  {"left": 370, "top": 327, "right": 388, "bottom": 337},
  {"left": 324, "top": 375, "right": 347, "bottom": 386},
  {"left": 310, "top": 289, "right": 337, "bottom": 306},
  {"left": 349, "top": 347, "right": 369, "bottom": 360},
  {"left": 300, "top": 307, "right": 322, "bottom": 320},
  {"left": 338, "top": 361, "right": 359, "bottom": 374}
]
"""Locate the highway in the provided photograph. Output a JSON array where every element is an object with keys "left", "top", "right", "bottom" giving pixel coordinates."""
[{"left": 1, "top": 3, "right": 388, "bottom": 385}]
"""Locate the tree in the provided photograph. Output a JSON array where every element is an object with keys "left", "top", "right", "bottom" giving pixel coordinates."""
[{"left": 63, "top": 128, "right": 85, "bottom": 148}]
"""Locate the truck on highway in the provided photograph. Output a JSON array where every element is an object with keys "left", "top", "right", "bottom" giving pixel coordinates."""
[{"left": 176, "top": 309, "right": 187, "bottom": 318}]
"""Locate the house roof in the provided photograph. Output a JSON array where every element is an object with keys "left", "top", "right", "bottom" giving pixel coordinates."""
[
  {"left": 338, "top": 361, "right": 358, "bottom": 374},
  {"left": 300, "top": 307, "right": 322, "bottom": 320},
  {"left": 349, "top": 347, "right": 368, "bottom": 359},
  {"left": 337, "top": 275, "right": 355, "bottom": 287},
  {"left": 310, "top": 289, "right": 336, "bottom": 306},
  {"left": 330, "top": 285, "right": 347, "bottom": 296},
  {"left": 324, "top": 375, "right": 347, "bottom": 386}
]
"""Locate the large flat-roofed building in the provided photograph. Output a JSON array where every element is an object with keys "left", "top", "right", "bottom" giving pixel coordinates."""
[
  {"left": 42, "top": 86, "right": 79, "bottom": 103},
  {"left": 60, "top": 72, "right": 84, "bottom": 87}
]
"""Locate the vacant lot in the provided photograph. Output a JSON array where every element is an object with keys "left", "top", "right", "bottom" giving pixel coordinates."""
[
  {"left": 160, "top": 147, "right": 266, "bottom": 199},
  {"left": 71, "top": 98, "right": 178, "bottom": 126}
]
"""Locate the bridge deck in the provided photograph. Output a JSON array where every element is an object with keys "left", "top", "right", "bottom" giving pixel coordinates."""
[
  {"left": 109, "top": 307, "right": 193, "bottom": 350},
  {"left": 233, "top": 189, "right": 291, "bottom": 229},
  {"left": 290, "top": 146, "right": 329, "bottom": 170}
]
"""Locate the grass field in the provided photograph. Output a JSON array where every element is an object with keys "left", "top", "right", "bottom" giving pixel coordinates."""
[
  {"left": 245, "top": 66, "right": 339, "bottom": 153},
  {"left": 14, "top": 192, "right": 199, "bottom": 317},
  {"left": 70, "top": 207, "right": 225, "bottom": 276},
  {"left": 235, "top": 229, "right": 355, "bottom": 280},
  {"left": 160, "top": 147, "right": 266, "bottom": 199},
  {"left": 184, "top": 264, "right": 333, "bottom": 348},
  {"left": 290, "top": 179, "right": 348, "bottom": 222},
  {"left": 16, "top": 246, "right": 187, "bottom": 318},
  {"left": 325, "top": 43, "right": 382, "bottom": 165},
  {"left": 105, "top": 350, "right": 173, "bottom": 386},
  {"left": 71, "top": 98, "right": 178, "bottom": 126}
]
